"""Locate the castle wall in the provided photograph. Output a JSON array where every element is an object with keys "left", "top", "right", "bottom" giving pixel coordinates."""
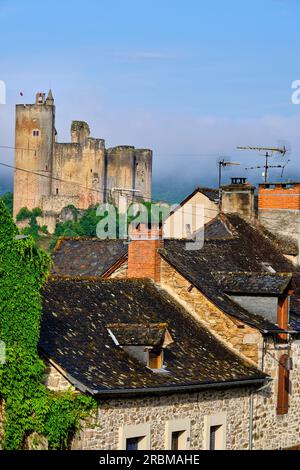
[
  {"left": 13, "top": 102, "right": 55, "bottom": 217},
  {"left": 134, "top": 149, "right": 152, "bottom": 203},
  {"left": 106, "top": 146, "right": 135, "bottom": 205},
  {"left": 52, "top": 138, "right": 105, "bottom": 210}
]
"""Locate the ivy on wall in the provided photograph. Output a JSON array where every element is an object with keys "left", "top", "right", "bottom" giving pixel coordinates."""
[{"left": 0, "top": 200, "right": 95, "bottom": 450}]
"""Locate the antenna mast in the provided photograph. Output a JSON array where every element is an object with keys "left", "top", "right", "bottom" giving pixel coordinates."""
[
  {"left": 218, "top": 159, "right": 240, "bottom": 188},
  {"left": 237, "top": 146, "right": 288, "bottom": 183}
]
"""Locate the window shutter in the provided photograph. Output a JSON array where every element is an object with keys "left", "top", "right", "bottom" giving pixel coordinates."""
[
  {"left": 277, "top": 354, "right": 290, "bottom": 415},
  {"left": 277, "top": 296, "right": 289, "bottom": 341}
]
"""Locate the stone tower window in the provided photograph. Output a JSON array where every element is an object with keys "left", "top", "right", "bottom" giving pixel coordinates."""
[
  {"left": 56, "top": 188, "right": 59, "bottom": 195},
  {"left": 32, "top": 130, "right": 40, "bottom": 137}
]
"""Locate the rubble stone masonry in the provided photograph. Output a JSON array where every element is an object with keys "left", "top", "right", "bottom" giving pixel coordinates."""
[
  {"left": 160, "top": 258, "right": 261, "bottom": 364},
  {"left": 71, "top": 388, "right": 253, "bottom": 450}
]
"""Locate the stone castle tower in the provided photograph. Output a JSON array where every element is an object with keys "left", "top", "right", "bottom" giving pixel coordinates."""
[{"left": 13, "top": 91, "right": 152, "bottom": 231}]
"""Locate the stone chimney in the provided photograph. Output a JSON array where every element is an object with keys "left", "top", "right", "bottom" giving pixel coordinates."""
[
  {"left": 221, "top": 177, "right": 255, "bottom": 220},
  {"left": 127, "top": 223, "right": 163, "bottom": 282}
]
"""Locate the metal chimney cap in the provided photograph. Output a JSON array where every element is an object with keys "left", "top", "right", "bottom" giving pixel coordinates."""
[{"left": 231, "top": 177, "right": 247, "bottom": 185}]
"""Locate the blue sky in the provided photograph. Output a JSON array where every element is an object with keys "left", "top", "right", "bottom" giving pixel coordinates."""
[{"left": 1, "top": 0, "right": 300, "bottom": 191}]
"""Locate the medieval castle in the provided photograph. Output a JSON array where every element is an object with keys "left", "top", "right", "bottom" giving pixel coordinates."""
[{"left": 13, "top": 91, "right": 152, "bottom": 232}]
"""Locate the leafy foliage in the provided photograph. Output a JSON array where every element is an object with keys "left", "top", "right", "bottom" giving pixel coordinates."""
[
  {"left": 50, "top": 202, "right": 171, "bottom": 251},
  {"left": 16, "top": 207, "right": 46, "bottom": 241},
  {"left": 0, "top": 192, "right": 13, "bottom": 215},
  {"left": 0, "top": 200, "right": 95, "bottom": 449}
]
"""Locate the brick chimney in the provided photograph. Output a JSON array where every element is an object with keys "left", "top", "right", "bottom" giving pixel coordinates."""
[
  {"left": 258, "top": 182, "right": 300, "bottom": 265},
  {"left": 221, "top": 177, "right": 255, "bottom": 220},
  {"left": 127, "top": 223, "right": 163, "bottom": 282}
]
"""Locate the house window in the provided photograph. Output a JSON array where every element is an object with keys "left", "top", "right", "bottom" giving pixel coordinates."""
[
  {"left": 204, "top": 413, "right": 226, "bottom": 450},
  {"left": 119, "top": 423, "right": 150, "bottom": 450},
  {"left": 32, "top": 130, "right": 40, "bottom": 137},
  {"left": 209, "top": 425, "right": 222, "bottom": 450},
  {"left": 165, "top": 419, "right": 190, "bottom": 450},
  {"left": 148, "top": 349, "right": 163, "bottom": 369},
  {"left": 171, "top": 431, "right": 184, "bottom": 450},
  {"left": 126, "top": 437, "right": 143, "bottom": 451},
  {"left": 277, "top": 354, "right": 290, "bottom": 415}
]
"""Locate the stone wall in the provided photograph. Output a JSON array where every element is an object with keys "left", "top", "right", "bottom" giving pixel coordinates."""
[
  {"left": 71, "top": 388, "right": 253, "bottom": 450},
  {"left": 251, "top": 338, "right": 300, "bottom": 450},
  {"left": 44, "top": 363, "right": 75, "bottom": 392},
  {"left": 160, "top": 258, "right": 261, "bottom": 364}
]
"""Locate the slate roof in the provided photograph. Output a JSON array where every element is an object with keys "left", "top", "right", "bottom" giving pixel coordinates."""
[
  {"left": 40, "top": 278, "right": 267, "bottom": 396},
  {"left": 197, "top": 187, "right": 220, "bottom": 202},
  {"left": 159, "top": 213, "right": 297, "bottom": 332},
  {"left": 51, "top": 238, "right": 127, "bottom": 278},
  {"left": 107, "top": 323, "right": 171, "bottom": 347},
  {"left": 259, "top": 227, "right": 299, "bottom": 257},
  {"left": 214, "top": 272, "right": 292, "bottom": 295}
]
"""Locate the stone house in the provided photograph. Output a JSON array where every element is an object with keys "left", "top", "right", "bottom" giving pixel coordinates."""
[
  {"left": 48, "top": 208, "right": 300, "bottom": 449},
  {"left": 164, "top": 187, "right": 219, "bottom": 239},
  {"left": 40, "top": 277, "right": 267, "bottom": 450}
]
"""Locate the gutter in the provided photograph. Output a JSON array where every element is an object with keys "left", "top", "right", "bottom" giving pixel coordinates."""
[
  {"left": 41, "top": 352, "right": 269, "bottom": 397},
  {"left": 41, "top": 353, "right": 269, "bottom": 398},
  {"left": 90, "top": 377, "right": 270, "bottom": 398}
]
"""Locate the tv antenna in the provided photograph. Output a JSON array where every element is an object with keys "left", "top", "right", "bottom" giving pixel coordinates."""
[
  {"left": 217, "top": 158, "right": 240, "bottom": 189},
  {"left": 237, "top": 146, "right": 289, "bottom": 183}
]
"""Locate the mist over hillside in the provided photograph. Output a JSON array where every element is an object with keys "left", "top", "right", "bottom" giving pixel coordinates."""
[
  {"left": 2, "top": 165, "right": 300, "bottom": 205},
  {"left": 0, "top": 170, "right": 13, "bottom": 195}
]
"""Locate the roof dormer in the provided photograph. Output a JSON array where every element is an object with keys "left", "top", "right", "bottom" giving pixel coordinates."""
[{"left": 107, "top": 323, "right": 174, "bottom": 371}]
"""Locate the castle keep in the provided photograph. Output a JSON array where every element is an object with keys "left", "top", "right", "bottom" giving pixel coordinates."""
[{"left": 13, "top": 91, "right": 152, "bottom": 230}]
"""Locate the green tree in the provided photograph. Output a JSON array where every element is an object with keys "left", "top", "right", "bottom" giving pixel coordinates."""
[{"left": 0, "top": 192, "right": 13, "bottom": 215}]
